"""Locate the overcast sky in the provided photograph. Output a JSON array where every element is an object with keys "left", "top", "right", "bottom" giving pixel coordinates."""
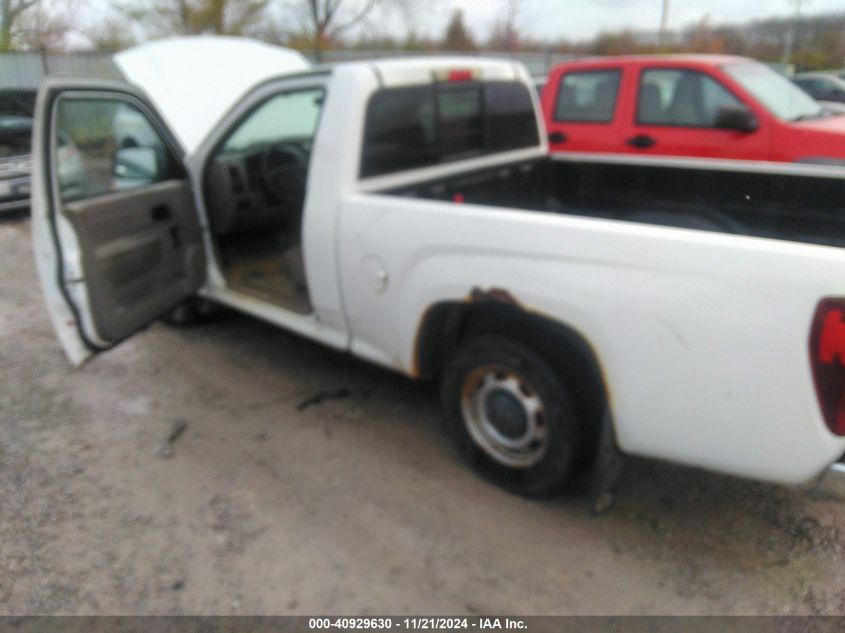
[
  {"left": 76, "top": 0, "right": 845, "bottom": 44},
  {"left": 410, "top": 0, "right": 845, "bottom": 41}
]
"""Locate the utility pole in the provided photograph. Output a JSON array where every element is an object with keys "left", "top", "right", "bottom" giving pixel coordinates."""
[
  {"left": 659, "top": 0, "right": 670, "bottom": 46},
  {"left": 783, "top": 0, "right": 810, "bottom": 65}
]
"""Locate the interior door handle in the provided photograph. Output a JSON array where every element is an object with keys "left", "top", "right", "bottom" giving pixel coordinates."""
[
  {"left": 548, "top": 131, "right": 568, "bottom": 144},
  {"left": 626, "top": 135, "right": 656, "bottom": 149},
  {"left": 151, "top": 204, "right": 171, "bottom": 221}
]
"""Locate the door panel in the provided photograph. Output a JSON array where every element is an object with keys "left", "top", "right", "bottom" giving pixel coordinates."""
[
  {"left": 543, "top": 67, "right": 624, "bottom": 153},
  {"left": 64, "top": 180, "right": 205, "bottom": 341},
  {"left": 621, "top": 67, "right": 769, "bottom": 160},
  {"left": 32, "top": 77, "right": 206, "bottom": 365}
]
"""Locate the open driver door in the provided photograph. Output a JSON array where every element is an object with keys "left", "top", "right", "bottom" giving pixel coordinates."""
[{"left": 31, "top": 77, "right": 206, "bottom": 366}]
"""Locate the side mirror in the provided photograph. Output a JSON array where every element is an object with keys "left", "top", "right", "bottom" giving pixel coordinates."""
[
  {"left": 112, "top": 146, "right": 159, "bottom": 182},
  {"left": 714, "top": 104, "right": 758, "bottom": 133}
]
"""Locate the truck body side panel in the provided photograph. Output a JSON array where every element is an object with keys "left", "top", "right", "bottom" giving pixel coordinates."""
[{"left": 337, "top": 188, "right": 845, "bottom": 483}]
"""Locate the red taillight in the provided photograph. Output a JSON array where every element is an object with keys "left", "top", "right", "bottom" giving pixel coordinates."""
[
  {"left": 447, "top": 70, "right": 473, "bottom": 82},
  {"left": 810, "top": 298, "right": 845, "bottom": 436}
]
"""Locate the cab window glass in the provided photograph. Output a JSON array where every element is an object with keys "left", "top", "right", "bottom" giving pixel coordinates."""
[
  {"left": 54, "top": 98, "right": 182, "bottom": 203},
  {"left": 485, "top": 82, "right": 539, "bottom": 150},
  {"left": 437, "top": 87, "right": 483, "bottom": 159},
  {"left": 220, "top": 88, "right": 325, "bottom": 155},
  {"left": 637, "top": 69, "right": 742, "bottom": 127},
  {"left": 362, "top": 81, "right": 539, "bottom": 178},
  {"left": 361, "top": 85, "right": 438, "bottom": 177},
  {"left": 553, "top": 70, "right": 622, "bottom": 123}
]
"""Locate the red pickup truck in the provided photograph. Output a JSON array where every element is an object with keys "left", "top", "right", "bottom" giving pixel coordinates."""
[{"left": 540, "top": 55, "right": 845, "bottom": 164}]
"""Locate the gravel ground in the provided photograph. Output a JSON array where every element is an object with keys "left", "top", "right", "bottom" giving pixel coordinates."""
[{"left": 1, "top": 215, "right": 844, "bottom": 616}]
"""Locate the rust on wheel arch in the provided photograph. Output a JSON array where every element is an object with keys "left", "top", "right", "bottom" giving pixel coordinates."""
[
  {"left": 468, "top": 286, "right": 521, "bottom": 307},
  {"left": 412, "top": 285, "right": 614, "bottom": 410}
]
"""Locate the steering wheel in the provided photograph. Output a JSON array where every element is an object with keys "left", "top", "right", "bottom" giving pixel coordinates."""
[{"left": 260, "top": 142, "right": 308, "bottom": 203}]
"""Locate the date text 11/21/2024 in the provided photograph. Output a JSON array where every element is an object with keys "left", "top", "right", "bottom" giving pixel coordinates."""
[{"left": 307, "top": 618, "right": 528, "bottom": 630}]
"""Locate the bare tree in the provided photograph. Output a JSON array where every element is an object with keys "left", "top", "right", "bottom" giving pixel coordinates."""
[
  {"left": 278, "top": 0, "right": 419, "bottom": 61},
  {"left": 11, "top": 0, "right": 73, "bottom": 51},
  {"left": 0, "top": 0, "right": 39, "bottom": 50},
  {"left": 120, "top": 0, "right": 270, "bottom": 39},
  {"left": 499, "top": 0, "right": 521, "bottom": 52},
  {"left": 441, "top": 8, "right": 474, "bottom": 52},
  {"left": 85, "top": 15, "right": 138, "bottom": 51},
  {"left": 487, "top": 0, "right": 528, "bottom": 53}
]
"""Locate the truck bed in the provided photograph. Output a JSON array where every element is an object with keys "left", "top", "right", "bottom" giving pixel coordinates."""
[{"left": 380, "top": 156, "right": 845, "bottom": 248}]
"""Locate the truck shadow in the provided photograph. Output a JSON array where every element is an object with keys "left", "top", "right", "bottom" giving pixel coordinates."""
[
  {"left": 0, "top": 208, "right": 29, "bottom": 223},
  {"left": 167, "top": 307, "right": 845, "bottom": 607}
]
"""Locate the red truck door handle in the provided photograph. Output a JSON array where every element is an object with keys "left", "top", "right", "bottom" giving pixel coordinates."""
[
  {"left": 627, "top": 135, "right": 656, "bottom": 149},
  {"left": 548, "top": 131, "right": 567, "bottom": 144}
]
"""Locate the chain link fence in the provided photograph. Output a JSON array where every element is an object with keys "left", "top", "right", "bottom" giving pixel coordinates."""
[{"left": 0, "top": 47, "right": 581, "bottom": 92}]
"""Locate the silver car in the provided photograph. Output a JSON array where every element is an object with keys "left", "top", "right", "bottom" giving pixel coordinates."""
[
  {"left": 0, "top": 115, "right": 33, "bottom": 212},
  {"left": 0, "top": 115, "right": 85, "bottom": 212}
]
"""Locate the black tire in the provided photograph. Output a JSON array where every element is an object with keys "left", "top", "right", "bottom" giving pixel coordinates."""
[
  {"left": 160, "top": 297, "right": 220, "bottom": 327},
  {"left": 440, "top": 334, "right": 581, "bottom": 497}
]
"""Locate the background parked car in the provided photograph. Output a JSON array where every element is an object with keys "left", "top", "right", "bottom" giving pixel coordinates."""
[
  {"left": 56, "top": 129, "right": 86, "bottom": 199},
  {"left": 1, "top": 90, "right": 37, "bottom": 212},
  {"left": 792, "top": 72, "right": 845, "bottom": 115},
  {"left": 113, "top": 102, "right": 163, "bottom": 149},
  {"left": 0, "top": 114, "right": 85, "bottom": 211},
  {"left": 794, "top": 72, "right": 845, "bottom": 104},
  {"left": 0, "top": 89, "right": 84, "bottom": 211},
  {"left": 0, "top": 114, "right": 33, "bottom": 212},
  {"left": 542, "top": 55, "right": 845, "bottom": 164}
]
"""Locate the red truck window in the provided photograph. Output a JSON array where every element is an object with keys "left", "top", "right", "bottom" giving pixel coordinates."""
[
  {"left": 637, "top": 69, "right": 742, "bottom": 128},
  {"left": 553, "top": 70, "right": 622, "bottom": 123}
]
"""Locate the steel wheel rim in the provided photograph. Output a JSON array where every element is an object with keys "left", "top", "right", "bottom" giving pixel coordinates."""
[{"left": 460, "top": 365, "right": 548, "bottom": 468}]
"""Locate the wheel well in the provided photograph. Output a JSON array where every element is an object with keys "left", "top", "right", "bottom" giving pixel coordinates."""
[{"left": 415, "top": 296, "right": 610, "bottom": 463}]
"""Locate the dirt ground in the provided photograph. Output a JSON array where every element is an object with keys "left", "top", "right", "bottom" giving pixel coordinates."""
[{"left": 1, "top": 215, "right": 844, "bottom": 616}]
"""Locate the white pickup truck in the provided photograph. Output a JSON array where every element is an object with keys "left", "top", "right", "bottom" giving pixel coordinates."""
[{"left": 32, "top": 37, "right": 845, "bottom": 502}]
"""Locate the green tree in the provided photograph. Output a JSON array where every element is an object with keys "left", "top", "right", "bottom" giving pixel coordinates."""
[{"left": 442, "top": 8, "right": 474, "bottom": 52}]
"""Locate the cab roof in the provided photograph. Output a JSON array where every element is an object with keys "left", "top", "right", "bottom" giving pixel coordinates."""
[
  {"left": 360, "top": 56, "right": 525, "bottom": 87},
  {"left": 115, "top": 37, "right": 531, "bottom": 156},
  {"left": 556, "top": 54, "right": 752, "bottom": 69}
]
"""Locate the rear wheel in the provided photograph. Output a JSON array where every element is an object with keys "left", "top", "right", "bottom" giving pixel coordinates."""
[{"left": 441, "top": 335, "right": 580, "bottom": 496}]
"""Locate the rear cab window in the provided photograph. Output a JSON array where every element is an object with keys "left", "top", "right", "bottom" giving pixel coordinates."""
[
  {"left": 553, "top": 69, "right": 622, "bottom": 123},
  {"left": 361, "top": 81, "right": 539, "bottom": 178}
]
